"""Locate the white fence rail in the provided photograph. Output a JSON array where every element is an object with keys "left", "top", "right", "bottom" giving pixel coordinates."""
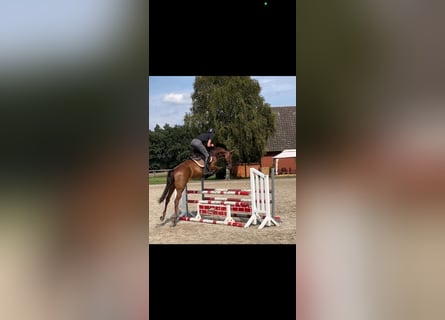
[{"left": 149, "top": 169, "right": 170, "bottom": 176}]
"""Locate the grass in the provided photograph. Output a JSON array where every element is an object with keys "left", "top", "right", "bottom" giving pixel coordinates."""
[{"left": 148, "top": 175, "right": 168, "bottom": 185}]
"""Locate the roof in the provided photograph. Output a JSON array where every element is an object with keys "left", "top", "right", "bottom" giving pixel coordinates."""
[
  {"left": 266, "top": 106, "right": 296, "bottom": 152},
  {"left": 273, "top": 149, "right": 296, "bottom": 159}
]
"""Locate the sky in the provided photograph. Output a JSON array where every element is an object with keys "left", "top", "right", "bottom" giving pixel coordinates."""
[{"left": 148, "top": 76, "right": 296, "bottom": 130}]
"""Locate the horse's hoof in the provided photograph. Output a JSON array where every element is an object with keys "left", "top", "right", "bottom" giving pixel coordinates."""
[{"left": 159, "top": 216, "right": 163, "bottom": 221}]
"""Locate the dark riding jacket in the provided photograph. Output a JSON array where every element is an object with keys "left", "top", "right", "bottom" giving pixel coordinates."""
[{"left": 196, "top": 132, "right": 214, "bottom": 145}]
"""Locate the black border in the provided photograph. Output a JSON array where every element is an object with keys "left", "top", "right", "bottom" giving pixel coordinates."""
[
  {"left": 149, "top": 0, "right": 296, "bottom": 75},
  {"left": 149, "top": 244, "right": 296, "bottom": 319}
]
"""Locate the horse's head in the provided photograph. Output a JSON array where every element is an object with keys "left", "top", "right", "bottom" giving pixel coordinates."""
[
  {"left": 223, "top": 149, "right": 233, "bottom": 170},
  {"left": 211, "top": 145, "right": 233, "bottom": 170}
]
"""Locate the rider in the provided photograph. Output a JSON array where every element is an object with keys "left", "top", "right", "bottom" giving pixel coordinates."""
[{"left": 191, "top": 128, "right": 215, "bottom": 175}]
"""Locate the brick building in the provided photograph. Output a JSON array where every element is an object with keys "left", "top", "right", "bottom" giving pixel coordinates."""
[{"left": 261, "top": 106, "right": 296, "bottom": 174}]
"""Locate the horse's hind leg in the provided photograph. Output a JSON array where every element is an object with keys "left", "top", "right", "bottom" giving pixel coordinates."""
[
  {"left": 171, "top": 188, "right": 184, "bottom": 227},
  {"left": 160, "top": 185, "right": 175, "bottom": 224}
]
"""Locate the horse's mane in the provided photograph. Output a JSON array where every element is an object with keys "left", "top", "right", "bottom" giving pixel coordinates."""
[
  {"left": 213, "top": 143, "right": 228, "bottom": 150},
  {"left": 209, "top": 143, "right": 230, "bottom": 159}
]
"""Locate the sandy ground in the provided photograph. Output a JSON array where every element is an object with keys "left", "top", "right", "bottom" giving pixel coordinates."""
[{"left": 148, "top": 177, "right": 296, "bottom": 244}]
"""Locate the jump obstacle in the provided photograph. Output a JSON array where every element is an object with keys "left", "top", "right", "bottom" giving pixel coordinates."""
[{"left": 174, "top": 168, "right": 280, "bottom": 229}]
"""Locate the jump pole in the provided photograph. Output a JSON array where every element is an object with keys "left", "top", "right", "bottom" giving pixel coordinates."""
[
  {"left": 201, "top": 176, "right": 205, "bottom": 200},
  {"left": 271, "top": 167, "right": 275, "bottom": 217}
]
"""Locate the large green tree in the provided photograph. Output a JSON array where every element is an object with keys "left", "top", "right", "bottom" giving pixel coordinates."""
[{"left": 184, "top": 76, "right": 276, "bottom": 163}]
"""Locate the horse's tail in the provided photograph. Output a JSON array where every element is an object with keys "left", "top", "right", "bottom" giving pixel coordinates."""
[{"left": 158, "top": 170, "right": 174, "bottom": 204}]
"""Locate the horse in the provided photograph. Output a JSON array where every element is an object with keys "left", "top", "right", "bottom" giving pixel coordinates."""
[{"left": 158, "top": 144, "right": 233, "bottom": 227}]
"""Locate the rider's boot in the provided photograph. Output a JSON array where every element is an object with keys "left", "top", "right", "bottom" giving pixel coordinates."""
[{"left": 204, "top": 156, "right": 210, "bottom": 175}]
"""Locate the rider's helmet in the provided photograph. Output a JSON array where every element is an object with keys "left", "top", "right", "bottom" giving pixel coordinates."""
[{"left": 208, "top": 128, "right": 215, "bottom": 134}]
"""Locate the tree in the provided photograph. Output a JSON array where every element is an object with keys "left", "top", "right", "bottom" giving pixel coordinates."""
[
  {"left": 149, "top": 124, "right": 193, "bottom": 169},
  {"left": 184, "top": 76, "right": 276, "bottom": 163}
]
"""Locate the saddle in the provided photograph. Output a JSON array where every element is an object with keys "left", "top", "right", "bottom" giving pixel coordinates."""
[{"left": 190, "top": 153, "right": 211, "bottom": 168}]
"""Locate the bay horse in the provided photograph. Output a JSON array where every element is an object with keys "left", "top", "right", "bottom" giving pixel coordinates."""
[{"left": 158, "top": 145, "right": 233, "bottom": 226}]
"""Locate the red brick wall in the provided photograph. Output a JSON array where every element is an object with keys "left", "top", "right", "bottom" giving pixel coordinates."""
[
  {"left": 261, "top": 155, "right": 274, "bottom": 168},
  {"left": 276, "top": 157, "right": 296, "bottom": 174},
  {"left": 260, "top": 156, "right": 296, "bottom": 174},
  {"left": 231, "top": 163, "right": 261, "bottom": 178},
  {"left": 233, "top": 157, "right": 296, "bottom": 177}
]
